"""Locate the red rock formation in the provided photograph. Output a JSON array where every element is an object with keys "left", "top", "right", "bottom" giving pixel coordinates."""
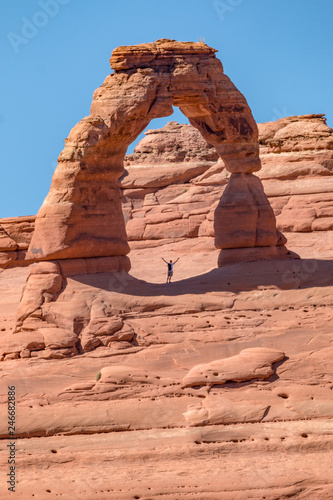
[
  {"left": 0, "top": 216, "right": 35, "bottom": 268},
  {"left": 213, "top": 173, "right": 288, "bottom": 265},
  {"left": 121, "top": 114, "right": 333, "bottom": 262},
  {"left": 5, "top": 43, "right": 333, "bottom": 360},
  {"left": 258, "top": 114, "right": 333, "bottom": 235},
  {"left": 125, "top": 120, "right": 219, "bottom": 167},
  {"left": 258, "top": 113, "right": 333, "bottom": 153},
  {"left": 10, "top": 38, "right": 273, "bottom": 355},
  {"left": 120, "top": 113, "right": 293, "bottom": 265},
  {"left": 26, "top": 39, "right": 260, "bottom": 264},
  {"left": 213, "top": 174, "right": 294, "bottom": 265},
  {"left": 182, "top": 347, "right": 285, "bottom": 387}
]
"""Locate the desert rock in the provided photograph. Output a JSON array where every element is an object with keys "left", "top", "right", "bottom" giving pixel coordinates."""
[
  {"left": 182, "top": 347, "right": 285, "bottom": 387},
  {"left": 0, "top": 216, "right": 35, "bottom": 268},
  {"left": 1, "top": 42, "right": 333, "bottom": 499},
  {"left": 26, "top": 39, "right": 260, "bottom": 263}
]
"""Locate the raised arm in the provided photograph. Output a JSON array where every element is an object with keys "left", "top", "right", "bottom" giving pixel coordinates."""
[
  {"left": 161, "top": 258, "right": 167, "bottom": 263},
  {"left": 174, "top": 258, "right": 180, "bottom": 264}
]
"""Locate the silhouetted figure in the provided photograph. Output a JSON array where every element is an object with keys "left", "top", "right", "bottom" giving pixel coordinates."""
[{"left": 162, "top": 257, "right": 179, "bottom": 283}]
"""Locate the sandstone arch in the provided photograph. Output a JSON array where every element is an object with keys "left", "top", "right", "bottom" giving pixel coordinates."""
[{"left": 27, "top": 39, "right": 282, "bottom": 266}]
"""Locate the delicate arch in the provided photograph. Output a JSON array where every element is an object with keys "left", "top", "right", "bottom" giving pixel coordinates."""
[{"left": 27, "top": 39, "right": 272, "bottom": 264}]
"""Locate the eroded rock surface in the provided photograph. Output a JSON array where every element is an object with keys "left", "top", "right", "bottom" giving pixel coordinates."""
[
  {"left": 121, "top": 113, "right": 333, "bottom": 265},
  {"left": 1, "top": 243, "right": 333, "bottom": 497},
  {"left": 0, "top": 216, "right": 35, "bottom": 268},
  {"left": 182, "top": 347, "right": 285, "bottom": 387}
]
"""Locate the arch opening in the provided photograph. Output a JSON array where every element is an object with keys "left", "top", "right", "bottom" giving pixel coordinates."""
[{"left": 126, "top": 107, "right": 190, "bottom": 155}]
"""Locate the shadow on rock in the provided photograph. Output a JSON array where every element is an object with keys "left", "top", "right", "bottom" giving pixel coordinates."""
[{"left": 72, "top": 258, "right": 333, "bottom": 297}]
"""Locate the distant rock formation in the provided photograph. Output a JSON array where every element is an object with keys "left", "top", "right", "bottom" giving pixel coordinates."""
[
  {"left": 125, "top": 120, "right": 219, "bottom": 168},
  {"left": 120, "top": 114, "right": 333, "bottom": 264},
  {"left": 258, "top": 114, "right": 333, "bottom": 234},
  {"left": 0, "top": 216, "right": 35, "bottom": 268},
  {"left": 121, "top": 116, "right": 290, "bottom": 266}
]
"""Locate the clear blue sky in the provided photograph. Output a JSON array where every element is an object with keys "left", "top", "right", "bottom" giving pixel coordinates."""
[{"left": 1, "top": 0, "right": 332, "bottom": 218}]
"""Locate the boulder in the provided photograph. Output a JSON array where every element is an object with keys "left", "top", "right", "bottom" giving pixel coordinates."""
[
  {"left": 182, "top": 347, "right": 285, "bottom": 387},
  {"left": 214, "top": 173, "right": 279, "bottom": 249}
]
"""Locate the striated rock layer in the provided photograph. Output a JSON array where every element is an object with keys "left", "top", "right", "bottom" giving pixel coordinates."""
[
  {"left": 2, "top": 113, "right": 333, "bottom": 358},
  {"left": 0, "top": 216, "right": 35, "bottom": 269},
  {"left": 258, "top": 114, "right": 333, "bottom": 235},
  {"left": 1, "top": 255, "right": 333, "bottom": 498},
  {"left": 1, "top": 41, "right": 333, "bottom": 499}
]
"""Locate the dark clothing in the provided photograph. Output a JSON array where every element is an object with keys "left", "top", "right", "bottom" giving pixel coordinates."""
[
  {"left": 163, "top": 259, "right": 178, "bottom": 282},
  {"left": 167, "top": 262, "right": 174, "bottom": 276}
]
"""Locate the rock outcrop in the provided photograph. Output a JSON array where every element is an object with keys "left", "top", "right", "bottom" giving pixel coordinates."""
[
  {"left": 121, "top": 116, "right": 291, "bottom": 266},
  {"left": 5, "top": 39, "right": 286, "bottom": 355},
  {"left": 2, "top": 45, "right": 332, "bottom": 361},
  {"left": 213, "top": 173, "right": 290, "bottom": 266},
  {"left": 0, "top": 216, "right": 35, "bottom": 268},
  {"left": 124, "top": 120, "right": 219, "bottom": 170},
  {"left": 182, "top": 347, "right": 285, "bottom": 387},
  {"left": 258, "top": 114, "right": 333, "bottom": 235},
  {"left": 1, "top": 41, "right": 333, "bottom": 499}
]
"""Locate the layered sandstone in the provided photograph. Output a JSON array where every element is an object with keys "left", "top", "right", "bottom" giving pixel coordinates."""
[
  {"left": 3, "top": 39, "right": 285, "bottom": 356},
  {"left": 0, "top": 216, "right": 35, "bottom": 268},
  {"left": 2, "top": 114, "right": 333, "bottom": 270},
  {"left": 1, "top": 254, "right": 333, "bottom": 498},
  {"left": 258, "top": 114, "right": 333, "bottom": 235},
  {"left": 121, "top": 117, "right": 288, "bottom": 266},
  {"left": 0, "top": 49, "right": 331, "bottom": 365},
  {"left": 1, "top": 39, "right": 333, "bottom": 499}
]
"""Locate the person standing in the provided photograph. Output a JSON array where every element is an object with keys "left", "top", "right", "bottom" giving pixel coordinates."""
[{"left": 162, "top": 257, "right": 179, "bottom": 283}]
